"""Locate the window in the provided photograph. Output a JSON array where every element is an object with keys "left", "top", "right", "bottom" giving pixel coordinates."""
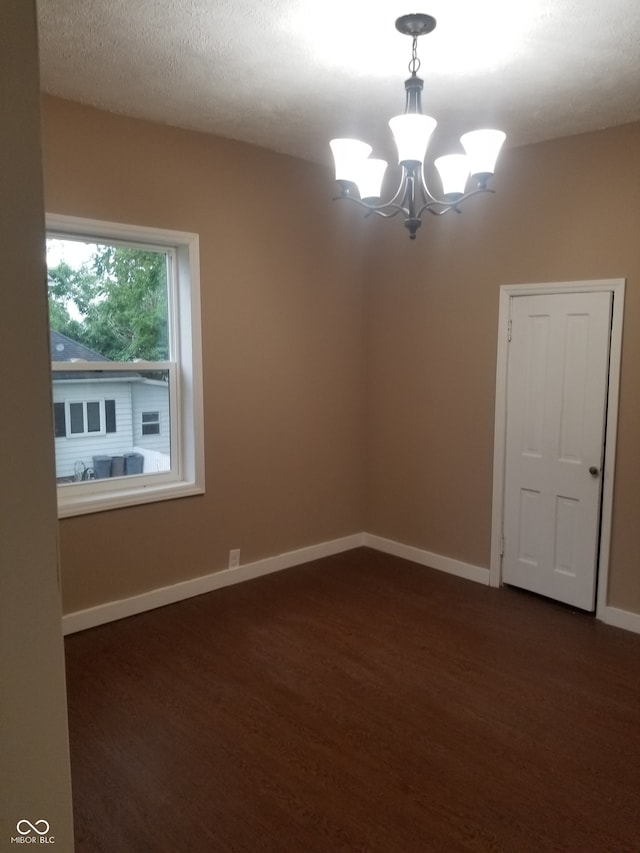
[
  {"left": 47, "top": 214, "right": 204, "bottom": 517},
  {"left": 141, "top": 411, "right": 161, "bottom": 436},
  {"left": 54, "top": 399, "right": 117, "bottom": 437}
]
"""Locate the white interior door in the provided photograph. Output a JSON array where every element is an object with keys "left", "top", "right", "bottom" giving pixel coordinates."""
[{"left": 502, "top": 291, "right": 612, "bottom": 610}]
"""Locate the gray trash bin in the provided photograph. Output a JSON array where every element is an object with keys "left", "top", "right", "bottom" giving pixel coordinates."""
[
  {"left": 124, "top": 452, "right": 144, "bottom": 475},
  {"left": 92, "top": 455, "right": 111, "bottom": 479},
  {"left": 111, "top": 455, "right": 125, "bottom": 477}
]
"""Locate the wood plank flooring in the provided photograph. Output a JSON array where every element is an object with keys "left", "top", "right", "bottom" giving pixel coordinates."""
[{"left": 64, "top": 548, "right": 640, "bottom": 852}]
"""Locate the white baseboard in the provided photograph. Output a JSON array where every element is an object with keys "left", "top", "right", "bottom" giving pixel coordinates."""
[
  {"left": 64, "top": 531, "right": 640, "bottom": 637},
  {"left": 363, "top": 534, "right": 490, "bottom": 585},
  {"left": 600, "top": 606, "right": 640, "bottom": 635},
  {"left": 62, "top": 533, "right": 365, "bottom": 635}
]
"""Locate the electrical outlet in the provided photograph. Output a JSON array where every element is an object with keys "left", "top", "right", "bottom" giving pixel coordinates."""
[{"left": 228, "top": 549, "right": 240, "bottom": 569}]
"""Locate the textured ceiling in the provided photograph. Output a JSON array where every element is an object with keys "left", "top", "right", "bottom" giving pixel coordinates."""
[{"left": 36, "top": 0, "right": 640, "bottom": 167}]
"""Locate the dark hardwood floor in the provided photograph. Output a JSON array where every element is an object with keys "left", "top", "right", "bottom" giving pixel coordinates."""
[{"left": 64, "top": 548, "right": 640, "bottom": 852}]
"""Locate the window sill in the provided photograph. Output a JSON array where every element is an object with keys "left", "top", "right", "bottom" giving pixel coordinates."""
[{"left": 57, "top": 479, "right": 205, "bottom": 518}]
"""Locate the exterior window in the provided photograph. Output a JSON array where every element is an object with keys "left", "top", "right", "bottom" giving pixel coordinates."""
[
  {"left": 54, "top": 399, "right": 117, "bottom": 437},
  {"left": 54, "top": 402, "right": 66, "bottom": 438},
  {"left": 70, "top": 401, "right": 100, "bottom": 435},
  {"left": 141, "top": 411, "right": 160, "bottom": 436},
  {"left": 47, "top": 214, "right": 204, "bottom": 516},
  {"left": 105, "top": 399, "right": 117, "bottom": 433}
]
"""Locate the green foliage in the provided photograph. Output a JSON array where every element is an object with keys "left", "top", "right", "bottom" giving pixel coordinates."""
[{"left": 48, "top": 246, "right": 168, "bottom": 361}]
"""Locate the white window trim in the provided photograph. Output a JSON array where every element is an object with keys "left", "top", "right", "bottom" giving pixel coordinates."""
[{"left": 47, "top": 213, "right": 205, "bottom": 517}]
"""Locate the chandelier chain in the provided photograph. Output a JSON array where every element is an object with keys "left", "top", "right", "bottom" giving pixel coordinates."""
[{"left": 408, "top": 36, "right": 421, "bottom": 75}]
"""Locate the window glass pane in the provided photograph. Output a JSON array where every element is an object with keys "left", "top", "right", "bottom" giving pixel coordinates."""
[
  {"left": 52, "top": 368, "right": 171, "bottom": 483},
  {"left": 105, "top": 399, "right": 116, "bottom": 433},
  {"left": 53, "top": 402, "right": 66, "bottom": 437},
  {"left": 86, "top": 402, "right": 101, "bottom": 432},
  {"left": 47, "top": 239, "right": 169, "bottom": 363},
  {"left": 69, "top": 402, "right": 84, "bottom": 434}
]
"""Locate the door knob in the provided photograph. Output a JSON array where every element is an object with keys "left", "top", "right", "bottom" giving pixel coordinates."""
[{"left": 589, "top": 466, "right": 600, "bottom": 477}]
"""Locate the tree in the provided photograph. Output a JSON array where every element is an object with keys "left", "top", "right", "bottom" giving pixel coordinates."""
[
  {"left": 48, "top": 246, "right": 168, "bottom": 361},
  {"left": 47, "top": 260, "right": 96, "bottom": 344}
]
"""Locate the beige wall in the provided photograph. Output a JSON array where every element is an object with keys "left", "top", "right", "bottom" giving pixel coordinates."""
[
  {"left": 41, "top": 97, "right": 640, "bottom": 618},
  {"left": 365, "top": 123, "right": 640, "bottom": 613},
  {"left": 0, "top": 3, "right": 74, "bottom": 846},
  {"left": 41, "top": 97, "right": 368, "bottom": 614}
]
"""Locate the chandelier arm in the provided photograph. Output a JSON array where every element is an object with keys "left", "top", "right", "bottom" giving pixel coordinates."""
[
  {"left": 425, "top": 205, "right": 462, "bottom": 217},
  {"left": 334, "top": 195, "right": 408, "bottom": 218},
  {"left": 416, "top": 187, "right": 496, "bottom": 218},
  {"left": 363, "top": 167, "right": 412, "bottom": 214},
  {"left": 417, "top": 164, "right": 446, "bottom": 206},
  {"left": 415, "top": 168, "right": 432, "bottom": 210},
  {"left": 334, "top": 167, "right": 413, "bottom": 216},
  {"left": 365, "top": 207, "right": 406, "bottom": 220}
]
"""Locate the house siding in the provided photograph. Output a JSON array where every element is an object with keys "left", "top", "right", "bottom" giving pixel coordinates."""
[
  {"left": 131, "top": 380, "right": 171, "bottom": 457},
  {"left": 52, "top": 380, "right": 134, "bottom": 477}
]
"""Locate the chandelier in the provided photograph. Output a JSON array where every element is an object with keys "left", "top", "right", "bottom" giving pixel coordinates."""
[{"left": 329, "top": 13, "right": 506, "bottom": 239}]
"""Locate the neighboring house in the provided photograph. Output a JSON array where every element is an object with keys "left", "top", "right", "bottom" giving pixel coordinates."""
[{"left": 50, "top": 330, "right": 170, "bottom": 480}]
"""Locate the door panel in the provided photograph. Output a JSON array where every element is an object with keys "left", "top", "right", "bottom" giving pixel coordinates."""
[{"left": 502, "top": 292, "right": 612, "bottom": 610}]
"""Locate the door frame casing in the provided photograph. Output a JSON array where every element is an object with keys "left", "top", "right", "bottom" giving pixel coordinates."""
[{"left": 490, "top": 279, "right": 625, "bottom": 619}]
